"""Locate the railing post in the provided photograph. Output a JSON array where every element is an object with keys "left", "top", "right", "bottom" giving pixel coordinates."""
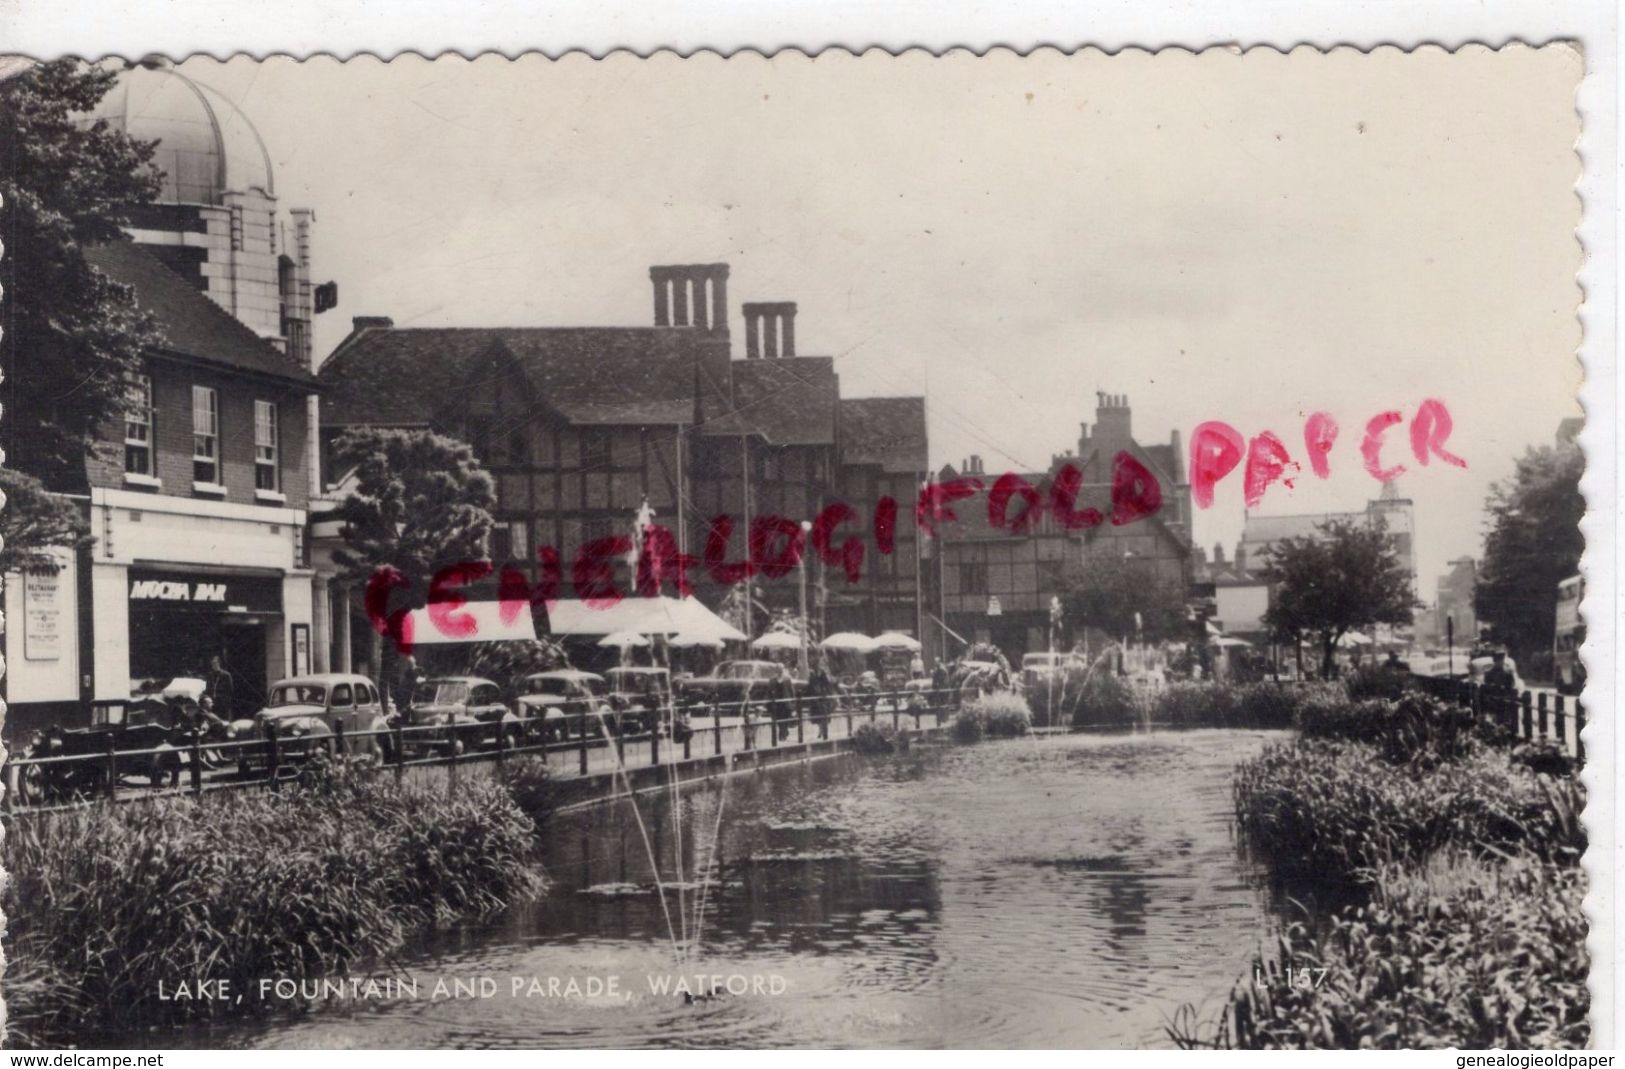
[
  {"left": 714, "top": 714, "right": 723, "bottom": 756},
  {"left": 447, "top": 720, "right": 459, "bottom": 794},
  {"left": 190, "top": 732, "right": 203, "bottom": 795},
  {"left": 393, "top": 720, "right": 406, "bottom": 784},
  {"left": 1537, "top": 692, "right": 1549, "bottom": 740},
  {"left": 579, "top": 713, "right": 590, "bottom": 776},
  {"left": 797, "top": 711, "right": 804, "bottom": 745},
  {"left": 683, "top": 726, "right": 692, "bottom": 761},
  {"left": 266, "top": 724, "right": 280, "bottom": 791},
  {"left": 105, "top": 736, "right": 118, "bottom": 802},
  {"left": 651, "top": 721, "right": 660, "bottom": 767},
  {"left": 334, "top": 719, "right": 347, "bottom": 758},
  {"left": 1555, "top": 694, "right": 1567, "bottom": 746},
  {"left": 1520, "top": 690, "right": 1534, "bottom": 740}
]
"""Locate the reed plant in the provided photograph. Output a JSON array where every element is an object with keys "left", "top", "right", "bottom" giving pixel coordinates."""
[
  {"left": 955, "top": 692, "right": 1033, "bottom": 742},
  {"left": 3, "top": 768, "right": 543, "bottom": 1047}
]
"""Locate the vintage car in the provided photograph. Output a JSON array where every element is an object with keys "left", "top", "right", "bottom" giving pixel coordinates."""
[
  {"left": 405, "top": 675, "right": 523, "bottom": 755},
  {"left": 231, "top": 673, "right": 391, "bottom": 775},
  {"left": 28, "top": 678, "right": 218, "bottom": 796},
  {"left": 675, "top": 660, "right": 802, "bottom": 715},
  {"left": 604, "top": 666, "right": 679, "bottom": 736},
  {"left": 513, "top": 669, "right": 611, "bottom": 741}
]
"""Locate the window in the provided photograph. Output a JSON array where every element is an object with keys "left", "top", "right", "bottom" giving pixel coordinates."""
[
  {"left": 580, "top": 428, "right": 612, "bottom": 469},
  {"left": 192, "top": 386, "right": 219, "bottom": 484},
  {"left": 330, "top": 683, "right": 354, "bottom": 708},
  {"left": 489, "top": 519, "right": 529, "bottom": 562},
  {"left": 580, "top": 517, "right": 613, "bottom": 545},
  {"left": 959, "top": 562, "right": 989, "bottom": 594},
  {"left": 467, "top": 414, "right": 493, "bottom": 461},
  {"left": 124, "top": 373, "right": 154, "bottom": 476},
  {"left": 254, "top": 400, "right": 279, "bottom": 491}
]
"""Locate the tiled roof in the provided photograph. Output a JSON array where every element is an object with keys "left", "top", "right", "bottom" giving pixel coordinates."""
[
  {"left": 85, "top": 240, "right": 316, "bottom": 385},
  {"left": 319, "top": 326, "right": 730, "bottom": 428},
  {"left": 702, "top": 357, "right": 839, "bottom": 445},
  {"left": 839, "top": 396, "right": 928, "bottom": 473}
]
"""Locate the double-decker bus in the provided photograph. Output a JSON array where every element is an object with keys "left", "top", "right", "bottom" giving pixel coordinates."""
[{"left": 1554, "top": 574, "right": 1586, "bottom": 695}]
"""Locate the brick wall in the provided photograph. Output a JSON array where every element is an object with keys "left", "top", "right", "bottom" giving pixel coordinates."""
[{"left": 86, "top": 358, "right": 311, "bottom": 511}]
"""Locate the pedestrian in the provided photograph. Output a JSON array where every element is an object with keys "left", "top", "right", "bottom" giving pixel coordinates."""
[
  {"left": 1482, "top": 651, "right": 1516, "bottom": 694},
  {"left": 206, "top": 655, "right": 236, "bottom": 720}
]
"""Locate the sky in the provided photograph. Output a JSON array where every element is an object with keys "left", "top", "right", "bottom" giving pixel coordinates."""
[{"left": 170, "top": 46, "right": 1583, "bottom": 592}]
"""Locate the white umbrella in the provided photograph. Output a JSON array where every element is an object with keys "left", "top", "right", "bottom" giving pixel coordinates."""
[
  {"left": 872, "top": 631, "right": 922, "bottom": 652},
  {"left": 1212, "top": 635, "right": 1253, "bottom": 648},
  {"left": 821, "top": 631, "right": 878, "bottom": 653},
  {"left": 598, "top": 629, "right": 650, "bottom": 648},
  {"left": 669, "top": 631, "right": 724, "bottom": 649},
  {"left": 752, "top": 631, "right": 803, "bottom": 651},
  {"left": 1338, "top": 631, "right": 1373, "bottom": 648}
]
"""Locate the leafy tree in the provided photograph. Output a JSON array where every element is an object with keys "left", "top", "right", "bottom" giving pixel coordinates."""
[
  {"left": 330, "top": 428, "right": 497, "bottom": 706},
  {"left": 1475, "top": 441, "right": 1585, "bottom": 666},
  {"left": 0, "top": 468, "right": 91, "bottom": 572},
  {"left": 1060, "top": 553, "right": 1188, "bottom": 643},
  {"left": 0, "top": 60, "right": 165, "bottom": 488},
  {"left": 1260, "top": 518, "right": 1416, "bottom": 678}
]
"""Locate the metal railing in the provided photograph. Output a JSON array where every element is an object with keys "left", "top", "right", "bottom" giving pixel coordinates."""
[
  {"left": 1, "top": 685, "right": 966, "bottom": 813},
  {"left": 1409, "top": 674, "right": 1586, "bottom": 764}
]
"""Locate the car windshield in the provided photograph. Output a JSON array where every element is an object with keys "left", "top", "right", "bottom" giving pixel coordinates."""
[
  {"left": 522, "top": 676, "right": 600, "bottom": 698},
  {"left": 268, "top": 683, "right": 327, "bottom": 707},
  {"left": 720, "top": 663, "right": 773, "bottom": 680},
  {"left": 414, "top": 681, "right": 468, "bottom": 706},
  {"left": 612, "top": 672, "right": 666, "bottom": 695}
]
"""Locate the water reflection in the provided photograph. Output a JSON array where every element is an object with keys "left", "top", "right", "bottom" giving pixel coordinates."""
[{"left": 183, "top": 729, "right": 1285, "bottom": 1049}]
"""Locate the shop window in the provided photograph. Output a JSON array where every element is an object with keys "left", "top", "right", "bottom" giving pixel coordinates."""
[
  {"left": 192, "top": 386, "right": 219, "bottom": 484},
  {"left": 489, "top": 519, "right": 529, "bottom": 562},
  {"left": 124, "top": 372, "right": 154, "bottom": 476},
  {"left": 254, "top": 400, "right": 279, "bottom": 491},
  {"left": 959, "top": 562, "right": 988, "bottom": 594},
  {"left": 580, "top": 428, "right": 612, "bottom": 470}
]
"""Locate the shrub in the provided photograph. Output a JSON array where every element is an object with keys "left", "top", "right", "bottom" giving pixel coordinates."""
[
  {"left": 1297, "top": 692, "right": 1478, "bottom": 766},
  {"left": 1345, "top": 664, "right": 1409, "bottom": 702},
  {"left": 1066, "top": 671, "right": 1143, "bottom": 727},
  {"left": 1176, "top": 854, "right": 1589, "bottom": 1049},
  {"left": 955, "top": 692, "right": 1033, "bottom": 742},
  {"left": 850, "top": 721, "right": 899, "bottom": 754},
  {"left": 3, "top": 771, "right": 543, "bottom": 1047},
  {"left": 1144, "top": 682, "right": 1318, "bottom": 728}
]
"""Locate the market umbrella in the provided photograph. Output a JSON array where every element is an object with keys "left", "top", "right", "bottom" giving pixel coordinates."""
[
  {"left": 751, "top": 631, "right": 803, "bottom": 651},
  {"left": 598, "top": 629, "right": 650, "bottom": 649},
  {"left": 872, "top": 631, "right": 922, "bottom": 652},
  {"left": 1338, "top": 631, "right": 1373, "bottom": 648},
  {"left": 669, "top": 631, "right": 724, "bottom": 649},
  {"left": 820, "top": 631, "right": 878, "bottom": 653}
]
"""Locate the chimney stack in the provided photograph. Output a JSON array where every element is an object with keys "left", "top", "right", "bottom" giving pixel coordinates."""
[
  {"left": 1094, "top": 391, "right": 1132, "bottom": 444},
  {"left": 1213, "top": 542, "right": 1227, "bottom": 565},
  {"left": 650, "top": 264, "right": 730, "bottom": 333},
  {"left": 352, "top": 315, "right": 394, "bottom": 333},
  {"left": 742, "top": 302, "right": 797, "bottom": 358}
]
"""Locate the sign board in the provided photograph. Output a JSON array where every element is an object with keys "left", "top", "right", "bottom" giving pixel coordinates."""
[
  {"left": 291, "top": 623, "right": 311, "bottom": 677},
  {"left": 127, "top": 570, "right": 282, "bottom": 613},
  {"left": 23, "top": 570, "right": 63, "bottom": 661},
  {"left": 987, "top": 596, "right": 1002, "bottom": 617}
]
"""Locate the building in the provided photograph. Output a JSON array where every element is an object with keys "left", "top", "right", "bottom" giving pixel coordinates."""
[
  {"left": 3, "top": 61, "right": 326, "bottom": 734},
  {"left": 935, "top": 393, "right": 1193, "bottom": 661},
  {"left": 1434, "top": 556, "right": 1478, "bottom": 648},
  {"left": 312, "top": 267, "right": 930, "bottom": 671}
]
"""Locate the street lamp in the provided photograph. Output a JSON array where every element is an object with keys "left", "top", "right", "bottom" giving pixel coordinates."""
[{"left": 798, "top": 519, "right": 813, "bottom": 678}]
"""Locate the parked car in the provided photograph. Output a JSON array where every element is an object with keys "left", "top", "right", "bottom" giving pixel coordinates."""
[
  {"left": 30, "top": 682, "right": 211, "bottom": 795},
  {"left": 232, "top": 673, "right": 391, "bottom": 775},
  {"left": 513, "top": 669, "right": 611, "bottom": 741},
  {"left": 676, "top": 660, "right": 802, "bottom": 715},
  {"left": 1021, "top": 651, "right": 1081, "bottom": 692},
  {"left": 604, "top": 666, "right": 675, "bottom": 735},
  {"left": 405, "top": 675, "right": 522, "bottom": 756}
]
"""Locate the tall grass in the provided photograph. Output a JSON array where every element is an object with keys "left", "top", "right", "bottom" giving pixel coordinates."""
[{"left": 3, "top": 769, "right": 544, "bottom": 1048}]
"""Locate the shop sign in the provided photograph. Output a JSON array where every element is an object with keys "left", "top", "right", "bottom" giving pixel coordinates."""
[
  {"left": 127, "top": 570, "right": 282, "bottom": 613},
  {"left": 129, "top": 580, "right": 227, "bottom": 602},
  {"left": 24, "top": 570, "right": 63, "bottom": 661}
]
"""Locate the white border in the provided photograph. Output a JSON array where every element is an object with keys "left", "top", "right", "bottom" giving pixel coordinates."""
[{"left": 2, "top": 0, "right": 1616, "bottom": 1052}]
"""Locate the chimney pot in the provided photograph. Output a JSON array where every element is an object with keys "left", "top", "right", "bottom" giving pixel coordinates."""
[{"left": 741, "top": 301, "right": 797, "bottom": 359}]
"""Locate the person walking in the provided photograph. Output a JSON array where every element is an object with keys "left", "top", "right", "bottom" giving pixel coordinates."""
[{"left": 206, "top": 655, "right": 236, "bottom": 720}]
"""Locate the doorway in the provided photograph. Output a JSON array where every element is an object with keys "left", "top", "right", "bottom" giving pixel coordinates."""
[{"left": 220, "top": 619, "right": 267, "bottom": 718}]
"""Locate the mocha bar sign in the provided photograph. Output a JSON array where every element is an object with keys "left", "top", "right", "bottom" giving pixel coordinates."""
[{"left": 129, "top": 579, "right": 227, "bottom": 603}]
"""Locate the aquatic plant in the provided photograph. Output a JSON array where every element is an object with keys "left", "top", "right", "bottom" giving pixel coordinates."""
[
  {"left": 1141, "top": 681, "right": 1328, "bottom": 729},
  {"left": 3, "top": 770, "right": 543, "bottom": 1047},
  {"left": 1065, "top": 671, "right": 1142, "bottom": 727},
  {"left": 493, "top": 754, "right": 558, "bottom": 823},
  {"left": 1295, "top": 691, "right": 1477, "bottom": 766},
  {"left": 1171, "top": 853, "right": 1589, "bottom": 1049},
  {"left": 850, "top": 720, "right": 900, "bottom": 754}
]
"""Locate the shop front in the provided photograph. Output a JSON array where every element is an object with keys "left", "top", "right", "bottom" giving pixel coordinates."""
[{"left": 125, "top": 567, "right": 285, "bottom": 719}]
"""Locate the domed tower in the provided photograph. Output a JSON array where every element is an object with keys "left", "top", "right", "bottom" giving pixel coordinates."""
[{"left": 82, "top": 59, "right": 317, "bottom": 375}]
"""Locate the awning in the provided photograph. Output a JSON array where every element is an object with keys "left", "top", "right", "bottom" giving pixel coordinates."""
[
  {"left": 404, "top": 600, "right": 538, "bottom": 645},
  {"left": 546, "top": 595, "right": 747, "bottom": 643}
]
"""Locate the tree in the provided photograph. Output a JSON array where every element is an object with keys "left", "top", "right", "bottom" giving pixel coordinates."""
[
  {"left": 1059, "top": 553, "right": 1188, "bottom": 644},
  {"left": 0, "top": 468, "right": 91, "bottom": 572},
  {"left": 1475, "top": 441, "right": 1585, "bottom": 666},
  {"left": 0, "top": 60, "right": 165, "bottom": 488},
  {"left": 330, "top": 428, "right": 497, "bottom": 706},
  {"left": 1260, "top": 518, "right": 1416, "bottom": 678}
]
